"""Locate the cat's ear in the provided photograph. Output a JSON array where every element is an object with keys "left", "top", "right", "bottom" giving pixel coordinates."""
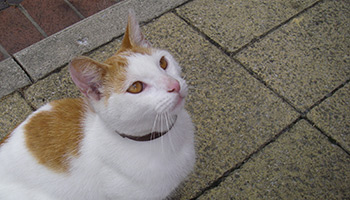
[
  {"left": 119, "top": 10, "right": 151, "bottom": 52},
  {"left": 69, "top": 56, "right": 108, "bottom": 101}
]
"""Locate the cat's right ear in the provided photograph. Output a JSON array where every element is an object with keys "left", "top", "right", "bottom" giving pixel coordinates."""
[{"left": 69, "top": 56, "right": 108, "bottom": 101}]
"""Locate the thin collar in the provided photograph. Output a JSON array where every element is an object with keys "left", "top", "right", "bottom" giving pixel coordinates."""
[{"left": 117, "top": 116, "right": 177, "bottom": 142}]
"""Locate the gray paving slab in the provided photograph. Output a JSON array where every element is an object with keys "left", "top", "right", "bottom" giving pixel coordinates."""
[
  {"left": 176, "top": 0, "right": 318, "bottom": 53},
  {"left": 308, "top": 83, "right": 350, "bottom": 152},
  {"left": 235, "top": 0, "right": 350, "bottom": 112},
  {"left": 0, "top": 92, "right": 33, "bottom": 139},
  {"left": 137, "top": 13, "right": 298, "bottom": 199},
  {"left": 199, "top": 120, "right": 350, "bottom": 199},
  {"left": 87, "top": 38, "right": 122, "bottom": 62},
  {"left": 13, "top": 0, "right": 189, "bottom": 81},
  {"left": 23, "top": 66, "right": 81, "bottom": 110},
  {"left": 0, "top": 58, "right": 31, "bottom": 99}
]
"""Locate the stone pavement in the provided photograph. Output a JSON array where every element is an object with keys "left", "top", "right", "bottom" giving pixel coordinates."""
[
  {"left": 1, "top": 0, "right": 350, "bottom": 199},
  {"left": 0, "top": 0, "right": 120, "bottom": 61}
]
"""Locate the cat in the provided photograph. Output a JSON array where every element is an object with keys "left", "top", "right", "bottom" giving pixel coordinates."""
[{"left": 0, "top": 11, "right": 195, "bottom": 200}]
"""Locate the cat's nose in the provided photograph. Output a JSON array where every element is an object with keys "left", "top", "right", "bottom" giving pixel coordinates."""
[{"left": 167, "top": 79, "right": 180, "bottom": 93}]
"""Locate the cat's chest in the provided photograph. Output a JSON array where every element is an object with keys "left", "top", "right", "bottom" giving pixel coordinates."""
[
  {"left": 90, "top": 152, "right": 189, "bottom": 200},
  {"left": 71, "top": 143, "right": 186, "bottom": 200},
  {"left": 73, "top": 112, "right": 194, "bottom": 199}
]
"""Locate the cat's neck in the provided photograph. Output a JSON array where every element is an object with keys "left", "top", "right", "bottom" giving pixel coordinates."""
[{"left": 116, "top": 115, "right": 177, "bottom": 142}]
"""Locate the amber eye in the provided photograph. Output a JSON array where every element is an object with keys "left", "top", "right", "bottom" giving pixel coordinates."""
[
  {"left": 159, "top": 56, "right": 168, "bottom": 70},
  {"left": 127, "top": 81, "right": 143, "bottom": 94}
]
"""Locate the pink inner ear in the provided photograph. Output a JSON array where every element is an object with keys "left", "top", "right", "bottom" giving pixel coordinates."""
[
  {"left": 69, "top": 64, "right": 90, "bottom": 95},
  {"left": 69, "top": 59, "right": 103, "bottom": 101}
]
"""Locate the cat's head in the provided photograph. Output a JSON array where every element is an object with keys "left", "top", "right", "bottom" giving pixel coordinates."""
[{"left": 69, "top": 11, "right": 188, "bottom": 136}]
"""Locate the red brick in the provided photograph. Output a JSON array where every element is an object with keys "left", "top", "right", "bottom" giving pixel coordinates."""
[
  {"left": 0, "top": 52, "right": 4, "bottom": 62},
  {"left": 0, "top": 7, "right": 44, "bottom": 54},
  {"left": 69, "top": 0, "right": 116, "bottom": 17},
  {"left": 22, "top": 0, "right": 81, "bottom": 36}
]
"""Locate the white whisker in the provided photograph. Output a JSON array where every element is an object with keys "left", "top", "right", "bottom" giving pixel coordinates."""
[
  {"left": 166, "top": 112, "right": 176, "bottom": 153},
  {"left": 151, "top": 114, "right": 159, "bottom": 137},
  {"left": 149, "top": 114, "right": 159, "bottom": 153},
  {"left": 160, "top": 113, "right": 165, "bottom": 155}
]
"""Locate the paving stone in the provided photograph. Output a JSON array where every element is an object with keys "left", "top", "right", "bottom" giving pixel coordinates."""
[
  {"left": 23, "top": 66, "right": 81, "bottom": 110},
  {"left": 132, "top": 13, "right": 297, "bottom": 199},
  {"left": 0, "top": 52, "right": 4, "bottom": 62},
  {"left": 0, "top": 92, "right": 33, "bottom": 140},
  {"left": 176, "top": 0, "right": 318, "bottom": 53},
  {"left": 86, "top": 38, "right": 122, "bottom": 62},
  {"left": 308, "top": 83, "right": 350, "bottom": 152},
  {"left": 14, "top": 0, "right": 189, "bottom": 81},
  {"left": 0, "top": 6, "right": 44, "bottom": 54},
  {"left": 199, "top": 120, "right": 350, "bottom": 199},
  {"left": 0, "top": 58, "right": 31, "bottom": 99},
  {"left": 235, "top": 0, "right": 350, "bottom": 112},
  {"left": 69, "top": 0, "right": 117, "bottom": 17},
  {"left": 22, "top": 0, "right": 81, "bottom": 36}
]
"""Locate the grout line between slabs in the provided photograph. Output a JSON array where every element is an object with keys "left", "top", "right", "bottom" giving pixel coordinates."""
[
  {"left": 169, "top": 0, "right": 195, "bottom": 11},
  {"left": 233, "top": 58, "right": 303, "bottom": 113},
  {"left": 302, "top": 79, "right": 350, "bottom": 156},
  {"left": 303, "top": 117, "right": 350, "bottom": 156},
  {"left": 12, "top": 56, "right": 34, "bottom": 83},
  {"left": 18, "top": 4, "right": 48, "bottom": 38},
  {"left": 303, "top": 79, "right": 350, "bottom": 115},
  {"left": 0, "top": 43, "right": 11, "bottom": 59},
  {"left": 63, "top": 0, "right": 85, "bottom": 19},
  {"left": 190, "top": 117, "right": 303, "bottom": 199},
  {"left": 17, "top": 89, "right": 36, "bottom": 112}
]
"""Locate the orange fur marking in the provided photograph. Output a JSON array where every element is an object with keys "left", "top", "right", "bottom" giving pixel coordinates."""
[
  {"left": 103, "top": 46, "right": 152, "bottom": 96},
  {"left": 104, "top": 55, "right": 128, "bottom": 95},
  {"left": 24, "top": 98, "right": 85, "bottom": 172}
]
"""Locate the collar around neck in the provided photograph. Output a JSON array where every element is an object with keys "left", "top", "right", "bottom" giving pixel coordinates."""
[{"left": 117, "top": 116, "right": 177, "bottom": 142}]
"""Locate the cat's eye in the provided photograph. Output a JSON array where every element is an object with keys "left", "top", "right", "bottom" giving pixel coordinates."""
[
  {"left": 127, "top": 81, "right": 143, "bottom": 94},
  {"left": 159, "top": 56, "right": 168, "bottom": 70}
]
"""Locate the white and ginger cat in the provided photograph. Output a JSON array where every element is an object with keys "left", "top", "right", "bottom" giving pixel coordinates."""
[{"left": 0, "top": 12, "right": 195, "bottom": 200}]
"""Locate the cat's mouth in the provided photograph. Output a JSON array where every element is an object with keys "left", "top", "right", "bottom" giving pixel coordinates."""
[{"left": 116, "top": 115, "right": 177, "bottom": 142}]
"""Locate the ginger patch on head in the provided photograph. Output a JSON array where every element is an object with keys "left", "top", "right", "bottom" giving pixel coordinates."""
[
  {"left": 24, "top": 98, "right": 85, "bottom": 172},
  {"left": 104, "top": 55, "right": 128, "bottom": 94}
]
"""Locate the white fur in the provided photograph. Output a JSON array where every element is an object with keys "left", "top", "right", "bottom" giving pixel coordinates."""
[{"left": 0, "top": 49, "right": 195, "bottom": 199}]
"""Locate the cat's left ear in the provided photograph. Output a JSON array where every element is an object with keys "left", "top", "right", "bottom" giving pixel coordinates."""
[
  {"left": 118, "top": 10, "right": 151, "bottom": 52},
  {"left": 69, "top": 56, "right": 108, "bottom": 101}
]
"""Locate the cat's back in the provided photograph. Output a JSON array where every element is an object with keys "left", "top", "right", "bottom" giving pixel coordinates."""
[
  {"left": 0, "top": 98, "right": 87, "bottom": 199},
  {"left": 0, "top": 98, "right": 85, "bottom": 166}
]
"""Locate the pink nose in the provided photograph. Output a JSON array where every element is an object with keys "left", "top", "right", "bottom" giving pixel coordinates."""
[{"left": 167, "top": 79, "right": 180, "bottom": 93}]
